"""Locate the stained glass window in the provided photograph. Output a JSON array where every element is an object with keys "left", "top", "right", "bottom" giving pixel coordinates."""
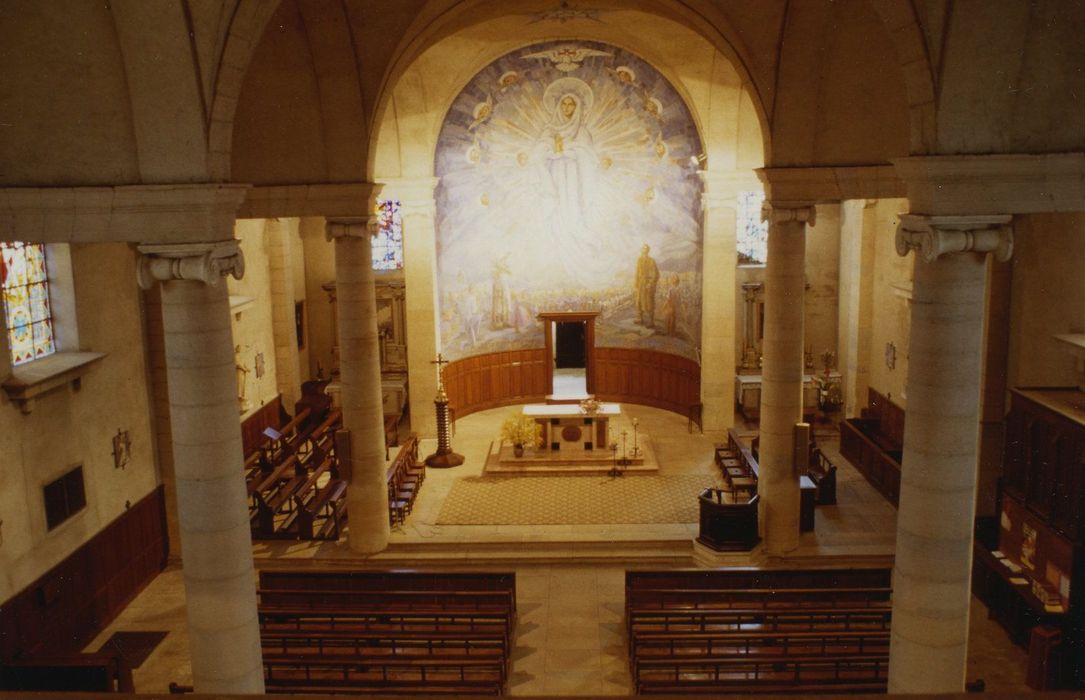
[
  {"left": 737, "top": 190, "right": 768, "bottom": 265},
  {"left": 1, "top": 241, "right": 55, "bottom": 366},
  {"left": 372, "top": 199, "right": 404, "bottom": 271}
]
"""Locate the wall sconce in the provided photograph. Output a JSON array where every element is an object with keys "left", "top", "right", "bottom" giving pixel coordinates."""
[
  {"left": 112, "top": 429, "right": 131, "bottom": 469},
  {"left": 885, "top": 342, "right": 897, "bottom": 370}
]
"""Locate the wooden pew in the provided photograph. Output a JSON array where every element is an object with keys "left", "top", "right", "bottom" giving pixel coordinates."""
[
  {"left": 626, "top": 568, "right": 893, "bottom": 695},
  {"left": 0, "top": 652, "right": 134, "bottom": 693},
  {"left": 256, "top": 569, "right": 516, "bottom": 695}
]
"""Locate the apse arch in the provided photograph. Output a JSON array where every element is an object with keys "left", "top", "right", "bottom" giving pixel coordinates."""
[{"left": 367, "top": 7, "right": 768, "bottom": 180}]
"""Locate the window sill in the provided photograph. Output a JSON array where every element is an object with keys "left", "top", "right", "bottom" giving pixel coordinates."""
[{"left": 2, "top": 351, "right": 106, "bottom": 414}]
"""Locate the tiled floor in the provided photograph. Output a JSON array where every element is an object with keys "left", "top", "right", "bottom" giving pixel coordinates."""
[{"left": 87, "top": 405, "right": 1031, "bottom": 696}]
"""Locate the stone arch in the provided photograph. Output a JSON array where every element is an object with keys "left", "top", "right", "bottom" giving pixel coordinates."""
[{"left": 367, "top": 4, "right": 769, "bottom": 182}]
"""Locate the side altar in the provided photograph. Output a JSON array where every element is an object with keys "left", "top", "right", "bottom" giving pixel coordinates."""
[{"left": 485, "top": 402, "right": 658, "bottom": 474}]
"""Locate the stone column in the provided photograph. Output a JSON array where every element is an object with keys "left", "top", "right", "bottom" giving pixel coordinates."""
[
  {"left": 698, "top": 172, "right": 738, "bottom": 433},
  {"left": 327, "top": 217, "right": 390, "bottom": 554},
  {"left": 758, "top": 203, "right": 815, "bottom": 556},
  {"left": 136, "top": 241, "right": 263, "bottom": 694},
  {"left": 266, "top": 218, "right": 302, "bottom": 410},
  {"left": 385, "top": 177, "right": 441, "bottom": 438},
  {"left": 888, "top": 214, "right": 1013, "bottom": 694}
]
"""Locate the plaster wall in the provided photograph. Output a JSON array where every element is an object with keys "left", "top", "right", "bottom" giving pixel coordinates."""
[
  {"left": 0, "top": 243, "right": 157, "bottom": 602},
  {"left": 864, "top": 198, "right": 911, "bottom": 409},
  {"left": 301, "top": 217, "right": 337, "bottom": 381},
  {"left": 1007, "top": 212, "right": 1085, "bottom": 389},
  {"left": 228, "top": 220, "right": 280, "bottom": 416},
  {"left": 288, "top": 219, "right": 311, "bottom": 386}
]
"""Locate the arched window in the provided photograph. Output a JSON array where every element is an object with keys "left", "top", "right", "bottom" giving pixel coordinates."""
[
  {"left": 372, "top": 200, "right": 403, "bottom": 271},
  {"left": 737, "top": 190, "right": 768, "bottom": 265},
  {"left": 1, "top": 241, "right": 55, "bottom": 365}
]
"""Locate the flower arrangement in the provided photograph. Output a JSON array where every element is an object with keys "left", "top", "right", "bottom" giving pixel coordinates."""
[
  {"left": 579, "top": 397, "right": 600, "bottom": 414},
  {"left": 500, "top": 414, "right": 541, "bottom": 449}
]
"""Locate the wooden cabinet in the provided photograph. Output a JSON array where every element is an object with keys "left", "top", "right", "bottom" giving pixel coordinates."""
[{"left": 974, "top": 387, "right": 1085, "bottom": 689}]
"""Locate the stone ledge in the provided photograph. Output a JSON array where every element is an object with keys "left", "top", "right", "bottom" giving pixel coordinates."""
[{"left": 2, "top": 351, "right": 106, "bottom": 413}]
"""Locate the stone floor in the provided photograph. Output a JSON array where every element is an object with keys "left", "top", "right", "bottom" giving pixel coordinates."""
[{"left": 85, "top": 405, "right": 1032, "bottom": 696}]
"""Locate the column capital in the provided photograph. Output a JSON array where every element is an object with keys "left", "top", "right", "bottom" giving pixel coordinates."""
[
  {"left": 136, "top": 240, "right": 244, "bottom": 290},
  {"left": 378, "top": 177, "right": 439, "bottom": 217},
  {"left": 895, "top": 214, "right": 1013, "bottom": 263},
  {"left": 325, "top": 216, "right": 379, "bottom": 242},
  {"left": 761, "top": 202, "right": 817, "bottom": 226}
]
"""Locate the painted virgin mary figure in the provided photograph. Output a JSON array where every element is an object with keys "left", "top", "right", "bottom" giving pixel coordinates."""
[{"left": 532, "top": 77, "right": 608, "bottom": 285}]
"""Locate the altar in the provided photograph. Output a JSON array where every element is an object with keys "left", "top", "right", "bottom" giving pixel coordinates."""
[
  {"left": 485, "top": 402, "right": 658, "bottom": 474},
  {"left": 524, "top": 402, "right": 620, "bottom": 451}
]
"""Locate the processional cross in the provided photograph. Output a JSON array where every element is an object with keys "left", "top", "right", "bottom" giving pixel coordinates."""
[{"left": 424, "top": 352, "right": 464, "bottom": 468}]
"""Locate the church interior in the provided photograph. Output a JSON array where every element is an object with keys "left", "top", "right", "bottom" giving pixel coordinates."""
[{"left": 2, "top": 0, "right": 1085, "bottom": 697}]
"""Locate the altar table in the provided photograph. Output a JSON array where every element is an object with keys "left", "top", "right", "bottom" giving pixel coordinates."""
[{"left": 522, "top": 403, "right": 620, "bottom": 451}]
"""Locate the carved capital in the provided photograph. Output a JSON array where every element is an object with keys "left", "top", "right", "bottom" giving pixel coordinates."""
[
  {"left": 325, "top": 216, "right": 379, "bottom": 242},
  {"left": 761, "top": 202, "right": 817, "bottom": 227},
  {"left": 137, "top": 240, "right": 244, "bottom": 290},
  {"left": 895, "top": 214, "right": 1013, "bottom": 263}
]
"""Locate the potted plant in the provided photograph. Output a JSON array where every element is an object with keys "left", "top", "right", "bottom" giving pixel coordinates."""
[{"left": 500, "top": 414, "right": 541, "bottom": 457}]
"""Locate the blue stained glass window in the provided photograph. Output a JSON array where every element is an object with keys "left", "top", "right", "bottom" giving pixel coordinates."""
[
  {"left": 1, "top": 241, "right": 55, "bottom": 365},
  {"left": 737, "top": 191, "right": 768, "bottom": 265},
  {"left": 372, "top": 200, "right": 404, "bottom": 271}
]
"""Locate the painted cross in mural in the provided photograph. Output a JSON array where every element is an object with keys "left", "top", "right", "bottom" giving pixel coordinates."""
[{"left": 435, "top": 40, "right": 704, "bottom": 362}]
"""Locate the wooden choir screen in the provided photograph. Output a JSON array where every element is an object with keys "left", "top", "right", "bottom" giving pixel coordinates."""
[
  {"left": 443, "top": 349, "right": 549, "bottom": 419},
  {"left": 443, "top": 347, "right": 700, "bottom": 420},
  {"left": 591, "top": 347, "right": 699, "bottom": 416}
]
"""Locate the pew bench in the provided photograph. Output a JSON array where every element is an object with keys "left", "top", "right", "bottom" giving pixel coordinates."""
[
  {"left": 628, "top": 607, "right": 894, "bottom": 636},
  {"left": 634, "top": 653, "right": 888, "bottom": 694},
  {"left": 630, "top": 629, "right": 891, "bottom": 661},
  {"left": 263, "top": 655, "right": 505, "bottom": 695},
  {"left": 260, "top": 628, "right": 509, "bottom": 657}
]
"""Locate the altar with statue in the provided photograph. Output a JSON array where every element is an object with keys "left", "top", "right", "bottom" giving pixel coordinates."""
[{"left": 485, "top": 400, "right": 659, "bottom": 475}]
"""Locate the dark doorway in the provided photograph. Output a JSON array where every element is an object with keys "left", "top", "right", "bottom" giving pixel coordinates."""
[{"left": 555, "top": 321, "right": 586, "bottom": 368}]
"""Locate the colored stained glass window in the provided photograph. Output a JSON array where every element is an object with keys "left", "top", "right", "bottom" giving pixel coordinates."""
[
  {"left": 372, "top": 199, "right": 404, "bottom": 271},
  {"left": 1, "top": 242, "right": 55, "bottom": 365},
  {"left": 737, "top": 190, "right": 768, "bottom": 265}
]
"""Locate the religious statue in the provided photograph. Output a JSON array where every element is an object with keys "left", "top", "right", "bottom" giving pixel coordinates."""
[
  {"left": 235, "top": 344, "right": 251, "bottom": 413},
  {"left": 634, "top": 243, "right": 659, "bottom": 327}
]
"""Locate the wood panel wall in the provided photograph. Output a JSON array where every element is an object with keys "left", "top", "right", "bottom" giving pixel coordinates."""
[
  {"left": 594, "top": 347, "right": 699, "bottom": 417},
  {"left": 444, "top": 349, "right": 549, "bottom": 418},
  {"left": 240, "top": 394, "right": 287, "bottom": 457},
  {"left": 0, "top": 486, "right": 168, "bottom": 661},
  {"left": 444, "top": 347, "right": 700, "bottom": 420}
]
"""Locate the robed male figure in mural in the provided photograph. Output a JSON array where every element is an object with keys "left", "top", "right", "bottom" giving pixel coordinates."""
[{"left": 634, "top": 243, "right": 659, "bottom": 327}]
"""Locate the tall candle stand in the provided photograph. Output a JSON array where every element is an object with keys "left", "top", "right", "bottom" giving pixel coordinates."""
[{"left": 424, "top": 353, "right": 464, "bottom": 468}]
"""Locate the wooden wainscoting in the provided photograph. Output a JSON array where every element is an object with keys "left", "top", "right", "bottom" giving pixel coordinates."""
[
  {"left": 0, "top": 486, "right": 168, "bottom": 661},
  {"left": 594, "top": 347, "right": 700, "bottom": 417},
  {"left": 444, "top": 347, "right": 700, "bottom": 420},
  {"left": 444, "top": 349, "right": 549, "bottom": 418}
]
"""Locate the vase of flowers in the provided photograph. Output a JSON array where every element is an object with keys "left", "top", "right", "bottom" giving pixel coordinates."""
[{"left": 500, "top": 414, "right": 541, "bottom": 457}]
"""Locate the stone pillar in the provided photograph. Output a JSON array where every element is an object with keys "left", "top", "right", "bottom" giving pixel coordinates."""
[
  {"left": 327, "top": 217, "right": 390, "bottom": 554},
  {"left": 266, "top": 218, "right": 302, "bottom": 410},
  {"left": 838, "top": 199, "right": 877, "bottom": 418},
  {"left": 698, "top": 172, "right": 739, "bottom": 433},
  {"left": 888, "top": 214, "right": 1013, "bottom": 694},
  {"left": 385, "top": 177, "right": 441, "bottom": 438},
  {"left": 758, "top": 203, "right": 815, "bottom": 556},
  {"left": 136, "top": 241, "right": 263, "bottom": 694}
]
